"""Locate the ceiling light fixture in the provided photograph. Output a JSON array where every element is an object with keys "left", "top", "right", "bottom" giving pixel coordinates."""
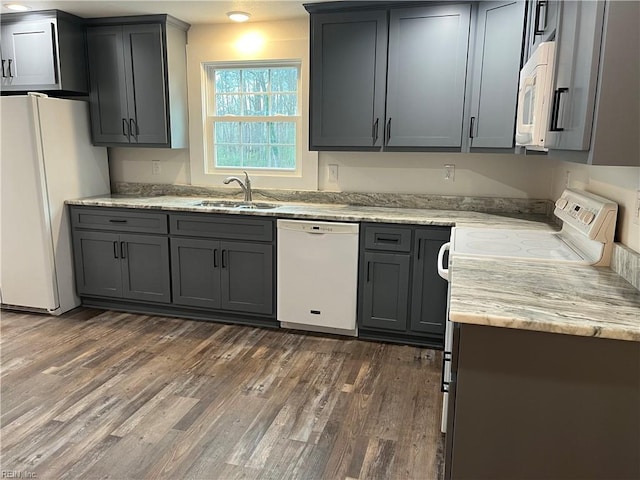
[
  {"left": 5, "top": 3, "right": 31, "bottom": 11},
  {"left": 227, "top": 11, "right": 251, "bottom": 23}
]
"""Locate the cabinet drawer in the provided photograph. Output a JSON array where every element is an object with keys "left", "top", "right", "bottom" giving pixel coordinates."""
[
  {"left": 70, "top": 207, "right": 168, "bottom": 234},
  {"left": 170, "top": 214, "right": 274, "bottom": 242},
  {"left": 363, "top": 224, "right": 412, "bottom": 252}
]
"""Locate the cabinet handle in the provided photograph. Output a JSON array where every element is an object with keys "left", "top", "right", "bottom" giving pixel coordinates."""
[
  {"left": 122, "top": 118, "right": 130, "bottom": 141},
  {"left": 469, "top": 116, "right": 476, "bottom": 139},
  {"left": 129, "top": 118, "right": 139, "bottom": 139},
  {"left": 366, "top": 261, "right": 372, "bottom": 282},
  {"left": 417, "top": 238, "right": 422, "bottom": 259},
  {"left": 7, "top": 59, "right": 13, "bottom": 78},
  {"left": 533, "top": 0, "right": 547, "bottom": 35},
  {"left": 120, "top": 241, "right": 127, "bottom": 259},
  {"left": 221, "top": 249, "right": 227, "bottom": 268},
  {"left": 113, "top": 241, "right": 119, "bottom": 259},
  {"left": 549, "top": 87, "right": 568, "bottom": 132},
  {"left": 213, "top": 248, "right": 219, "bottom": 268},
  {"left": 109, "top": 219, "right": 128, "bottom": 223},
  {"left": 375, "top": 235, "right": 399, "bottom": 244},
  {"left": 372, "top": 117, "right": 379, "bottom": 145},
  {"left": 441, "top": 351, "right": 452, "bottom": 392},
  {"left": 1, "top": 59, "right": 6, "bottom": 78},
  {"left": 386, "top": 117, "right": 392, "bottom": 143}
]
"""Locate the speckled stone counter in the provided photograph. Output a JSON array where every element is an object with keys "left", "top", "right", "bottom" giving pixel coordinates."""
[
  {"left": 66, "top": 194, "right": 640, "bottom": 342},
  {"left": 449, "top": 256, "right": 640, "bottom": 342},
  {"left": 65, "top": 194, "right": 555, "bottom": 230}
]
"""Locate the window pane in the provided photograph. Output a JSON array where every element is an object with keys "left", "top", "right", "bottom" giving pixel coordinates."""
[
  {"left": 271, "top": 67, "right": 298, "bottom": 92},
  {"left": 215, "top": 145, "right": 242, "bottom": 167},
  {"left": 269, "top": 122, "right": 295, "bottom": 145},
  {"left": 216, "top": 94, "right": 241, "bottom": 115},
  {"left": 242, "top": 122, "right": 268, "bottom": 145},
  {"left": 242, "top": 145, "right": 268, "bottom": 168},
  {"left": 242, "top": 69, "right": 269, "bottom": 93},
  {"left": 269, "top": 146, "right": 296, "bottom": 169},
  {"left": 215, "top": 122, "right": 241, "bottom": 144},
  {"left": 243, "top": 94, "right": 268, "bottom": 116},
  {"left": 216, "top": 69, "right": 241, "bottom": 93},
  {"left": 271, "top": 94, "right": 297, "bottom": 116}
]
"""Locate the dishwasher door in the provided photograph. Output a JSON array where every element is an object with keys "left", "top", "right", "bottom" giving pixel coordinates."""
[{"left": 277, "top": 219, "right": 359, "bottom": 335}]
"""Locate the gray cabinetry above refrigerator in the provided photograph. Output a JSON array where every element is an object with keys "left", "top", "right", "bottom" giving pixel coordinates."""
[
  {"left": 0, "top": 10, "right": 88, "bottom": 94},
  {"left": 86, "top": 15, "right": 190, "bottom": 148}
]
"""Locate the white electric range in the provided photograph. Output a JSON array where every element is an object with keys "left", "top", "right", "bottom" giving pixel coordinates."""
[{"left": 437, "top": 188, "right": 618, "bottom": 433}]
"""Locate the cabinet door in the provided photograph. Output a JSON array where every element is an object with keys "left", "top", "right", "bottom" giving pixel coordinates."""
[
  {"left": 86, "top": 26, "right": 130, "bottom": 144},
  {"left": 124, "top": 24, "right": 169, "bottom": 145},
  {"left": 467, "top": 1, "right": 526, "bottom": 149},
  {"left": 220, "top": 241, "right": 273, "bottom": 315},
  {"left": 170, "top": 237, "right": 222, "bottom": 309},
  {"left": 72, "top": 231, "right": 123, "bottom": 298},
  {"left": 1, "top": 21, "right": 57, "bottom": 87},
  {"left": 309, "top": 11, "right": 388, "bottom": 148},
  {"left": 529, "top": 0, "right": 560, "bottom": 54},
  {"left": 410, "top": 230, "right": 449, "bottom": 336},
  {"left": 545, "top": 1, "right": 605, "bottom": 151},
  {"left": 361, "top": 252, "right": 410, "bottom": 331},
  {"left": 120, "top": 234, "right": 171, "bottom": 303},
  {"left": 386, "top": 4, "right": 471, "bottom": 147}
]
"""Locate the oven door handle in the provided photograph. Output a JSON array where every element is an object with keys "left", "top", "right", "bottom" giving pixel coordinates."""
[{"left": 437, "top": 242, "right": 450, "bottom": 281}]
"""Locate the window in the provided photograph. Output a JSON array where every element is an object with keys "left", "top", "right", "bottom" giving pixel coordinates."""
[{"left": 204, "top": 62, "right": 301, "bottom": 173}]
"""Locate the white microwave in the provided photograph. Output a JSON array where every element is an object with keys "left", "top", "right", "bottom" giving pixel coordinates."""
[{"left": 515, "top": 42, "right": 556, "bottom": 150}]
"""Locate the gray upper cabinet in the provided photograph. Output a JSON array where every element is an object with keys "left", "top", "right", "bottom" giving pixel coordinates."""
[
  {"left": 86, "top": 15, "right": 190, "bottom": 148},
  {"left": 545, "top": 0, "right": 638, "bottom": 166},
  {"left": 0, "top": 10, "right": 88, "bottom": 93},
  {"left": 526, "top": 0, "right": 560, "bottom": 56},
  {"left": 309, "top": 10, "right": 388, "bottom": 149},
  {"left": 466, "top": 1, "right": 526, "bottom": 149},
  {"left": 386, "top": 4, "right": 471, "bottom": 148}
]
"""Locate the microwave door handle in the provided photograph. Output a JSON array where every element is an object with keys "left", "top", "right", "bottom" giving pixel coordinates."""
[
  {"left": 437, "top": 242, "right": 450, "bottom": 281},
  {"left": 515, "top": 77, "right": 535, "bottom": 143}
]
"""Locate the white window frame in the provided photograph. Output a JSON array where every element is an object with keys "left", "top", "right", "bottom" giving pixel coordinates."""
[{"left": 192, "top": 59, "right": 317, "bottom": 191}]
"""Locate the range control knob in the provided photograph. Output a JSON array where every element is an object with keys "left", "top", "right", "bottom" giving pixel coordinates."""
[
  {"left": 581, "top": 211, "right": 595, "bottom": 225},
  {"left": 555, "top": 198, "right": 568, "bottom": 210}
]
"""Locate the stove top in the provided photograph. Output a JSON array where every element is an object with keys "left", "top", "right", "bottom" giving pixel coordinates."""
[{"left": 452, "top": 228, "right": 587, "bottom": 263}]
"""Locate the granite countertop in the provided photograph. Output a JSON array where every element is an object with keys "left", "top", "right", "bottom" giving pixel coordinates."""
[
  {"left": 65, "top": 195, "right": 555, "bottom": 230},
  {"left": 449, "top": 256, "right": 640, "bottom": 342},
  {"left": 66, "top": 194, "right": 640, "bottom": 342}
]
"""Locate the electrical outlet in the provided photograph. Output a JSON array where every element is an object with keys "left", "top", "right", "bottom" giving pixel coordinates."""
[
  {"left": 444, "top": 164, "right": 455, "bottom": 181},
  {"left": 328, "top": 164, "right": 338, "bottom": 182},
  {"left": 152, "top": 160, "right": 161, "bottom": 176},
  {"left": 634, "top": 190, "right": 640, "bottom": 225}
]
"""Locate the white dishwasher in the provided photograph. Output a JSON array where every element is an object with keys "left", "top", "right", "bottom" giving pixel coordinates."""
[{"left": 277, "top": 219, "right": 359, "bottom": 336}]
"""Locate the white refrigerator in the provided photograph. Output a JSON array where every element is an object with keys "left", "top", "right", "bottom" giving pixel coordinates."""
[{"left": 0, "top": 93, "right": 110, "bottom": 315}]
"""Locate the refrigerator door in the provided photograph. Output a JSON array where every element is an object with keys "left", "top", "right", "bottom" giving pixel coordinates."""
[{"left": 0, "top": 95, "right": 58, "bottom": 311}]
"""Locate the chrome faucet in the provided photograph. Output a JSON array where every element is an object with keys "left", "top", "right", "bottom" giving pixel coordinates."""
[{"left": 223, "top": 171, "right": 252, "bottom": 202}]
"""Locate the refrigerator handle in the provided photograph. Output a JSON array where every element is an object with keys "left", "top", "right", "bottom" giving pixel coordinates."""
[{"left": 122, "top": 118, "right": 130, "bottom": 141}]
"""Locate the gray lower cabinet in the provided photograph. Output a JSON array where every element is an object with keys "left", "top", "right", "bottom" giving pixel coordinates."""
[
  {"left": 0, "top": 10, "right": 88, "bottom": 93},
  {"left": 73, "top": 230, "right": 171, "bottom": 303},
  {"left": 445, "top": 323, "right": 640, "bottom": 479},
  {"left": 358, "top": 223, "right": 450, "bottom": 348},
  {"left": 86, "top": 15, "right": 190, "bottom": 148},
  {"left": 171, "top": 237, "right": 273, "bottom": 315},
  {"left": 170, "top": 213, "right": 275, "bottom": 317}
]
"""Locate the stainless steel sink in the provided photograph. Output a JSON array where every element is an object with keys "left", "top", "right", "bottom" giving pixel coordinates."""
[{"left": 194, "top": 200, "right": 279, "bottom": 210}]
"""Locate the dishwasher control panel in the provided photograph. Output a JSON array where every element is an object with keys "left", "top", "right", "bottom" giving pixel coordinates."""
[{"left": 276, "top": 219, "right": 359, "bottom": 235}]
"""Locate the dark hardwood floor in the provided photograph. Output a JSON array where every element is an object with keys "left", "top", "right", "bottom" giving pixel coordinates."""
[{"left": 0, "top": 308, "right": 444, "bottom": 479}]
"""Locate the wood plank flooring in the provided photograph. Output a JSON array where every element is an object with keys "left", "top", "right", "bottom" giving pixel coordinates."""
[{"left": 0, "top": 308, "right": 444, "bottom": 479}]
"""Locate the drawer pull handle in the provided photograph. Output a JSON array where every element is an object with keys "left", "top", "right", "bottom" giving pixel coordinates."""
[
  {"left": 109, "top": 219, "right": 128, "bottom": 223},
  {"left": 376, "top": 235, "right": 399, "bottom": 244}
]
